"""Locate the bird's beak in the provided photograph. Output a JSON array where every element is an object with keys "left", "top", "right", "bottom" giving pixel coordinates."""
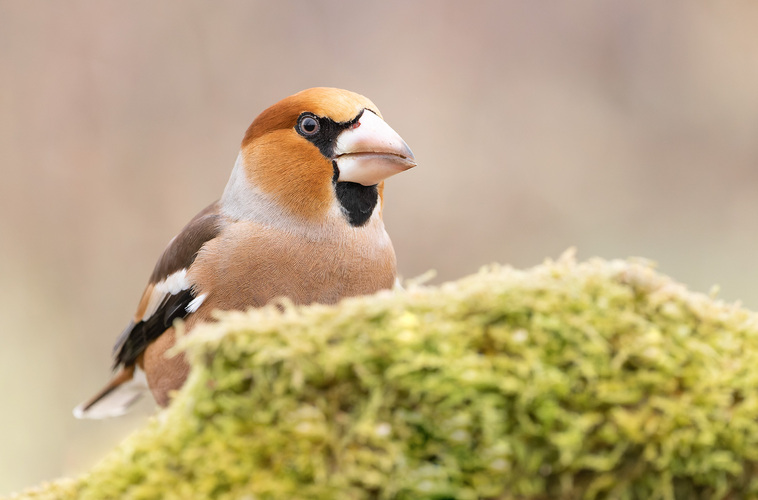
[{"left": 333, "top": 110, "right": 416, "bottom": 186}]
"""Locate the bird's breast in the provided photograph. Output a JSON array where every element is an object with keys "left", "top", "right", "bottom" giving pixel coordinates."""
[{"left": 188, "top": 219, "right": 397, "bottom": 315}]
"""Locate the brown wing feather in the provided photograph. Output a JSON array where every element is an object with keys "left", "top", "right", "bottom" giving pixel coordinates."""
[
  {"left": 149, "top": 202, "right": 225, "bottom": 283},
  {"left": 111, "top": 202, "right": 225, "bottom": 367}
]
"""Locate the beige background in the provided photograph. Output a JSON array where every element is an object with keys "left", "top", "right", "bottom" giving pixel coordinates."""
[{"left": 3, "top": 0, "right": 758, "bottom": 493}]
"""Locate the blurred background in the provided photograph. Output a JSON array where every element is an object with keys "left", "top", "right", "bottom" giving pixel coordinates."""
[{"left": 2, "top": 0, "right": 758, "bottom": 493}]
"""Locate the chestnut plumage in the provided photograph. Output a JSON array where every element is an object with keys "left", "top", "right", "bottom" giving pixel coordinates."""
[{"left": 74, "top": 88, "right": 416, "bottom": 418}]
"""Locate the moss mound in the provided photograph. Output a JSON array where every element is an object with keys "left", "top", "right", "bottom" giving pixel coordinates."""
[{"left": 12, "top": 255, "right": 758, "bottom": 499}]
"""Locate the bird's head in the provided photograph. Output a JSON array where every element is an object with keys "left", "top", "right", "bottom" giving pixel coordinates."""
[{"left": 223, "top": 87, "right": 416, "bottom": 228}]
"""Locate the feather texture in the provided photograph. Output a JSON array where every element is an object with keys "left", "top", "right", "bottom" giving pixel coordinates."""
[{"left": 74, "top": 88, "right": 415, "bottom": 418}]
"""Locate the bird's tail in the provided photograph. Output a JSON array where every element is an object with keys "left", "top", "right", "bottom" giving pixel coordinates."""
[{"left": 73, "top": 364, "right": 148, "bottom": 419}]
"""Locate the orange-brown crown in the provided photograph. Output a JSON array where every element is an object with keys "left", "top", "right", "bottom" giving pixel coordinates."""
[{"left": 239, "top": 88, "right": 381, "bottom": 221}]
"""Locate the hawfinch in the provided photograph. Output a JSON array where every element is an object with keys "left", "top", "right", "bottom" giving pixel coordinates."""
[{"left": 74, "top": 87, "right": 416, "bottom": 419}]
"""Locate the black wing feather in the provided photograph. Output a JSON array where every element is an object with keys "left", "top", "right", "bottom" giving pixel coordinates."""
[
  {"left": 113, "top": 288, "right": 195, "bottom": 368},
  {"left": 110, "top": 201, "right": 224, "bottom": 369}
]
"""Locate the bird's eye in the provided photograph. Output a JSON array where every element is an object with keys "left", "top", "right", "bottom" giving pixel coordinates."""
[{"left": 298, "top": 115, "right": 320, "bottom": 136}]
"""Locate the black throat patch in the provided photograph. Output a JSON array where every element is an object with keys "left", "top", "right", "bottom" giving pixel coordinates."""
[
  {"left": 332, "top": 162, "right": 378, "bottom": 227},
  {"left": 296, "top": 109, "right": 379, "bottom": 227}
]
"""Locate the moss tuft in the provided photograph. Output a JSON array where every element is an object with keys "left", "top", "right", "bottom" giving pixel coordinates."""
[{"left": 11, "top": 254, "right": 758, "bottom": 499}]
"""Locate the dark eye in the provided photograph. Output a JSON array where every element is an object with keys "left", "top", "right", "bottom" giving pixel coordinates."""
[{"left": 298, "top": 115, "right": 320, "bottom": 136}]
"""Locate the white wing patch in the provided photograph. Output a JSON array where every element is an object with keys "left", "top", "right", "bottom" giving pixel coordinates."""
[
  {"left": 162, "top": 268, "right": 191, "bottom": 294},
  {"left": 141, "top": 269, "right": 192, "bottom": 321},
  {"left": 186, "top": 293, "right": 207, "bottom": 313}
]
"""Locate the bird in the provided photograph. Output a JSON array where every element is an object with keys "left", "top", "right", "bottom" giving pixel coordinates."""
[{"left": 73, "top": 87, "right": 416, "bottom": 419}]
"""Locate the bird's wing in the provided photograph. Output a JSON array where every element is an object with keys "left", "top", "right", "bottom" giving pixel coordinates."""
[{"left": 112, "top": 201, "right": 225, "bottom": 368}]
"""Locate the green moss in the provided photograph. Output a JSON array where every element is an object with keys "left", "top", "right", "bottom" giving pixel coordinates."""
[{"left": 11, "top": 254, "right": 758, "bottom": 499}]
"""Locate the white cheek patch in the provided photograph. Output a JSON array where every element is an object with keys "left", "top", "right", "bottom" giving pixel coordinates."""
[
  {"left": 185, "top": 293, "right": 207, "bottom": 313},
  {"left": 142, "top": 269, "right": 192, "bottom": 321}
]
